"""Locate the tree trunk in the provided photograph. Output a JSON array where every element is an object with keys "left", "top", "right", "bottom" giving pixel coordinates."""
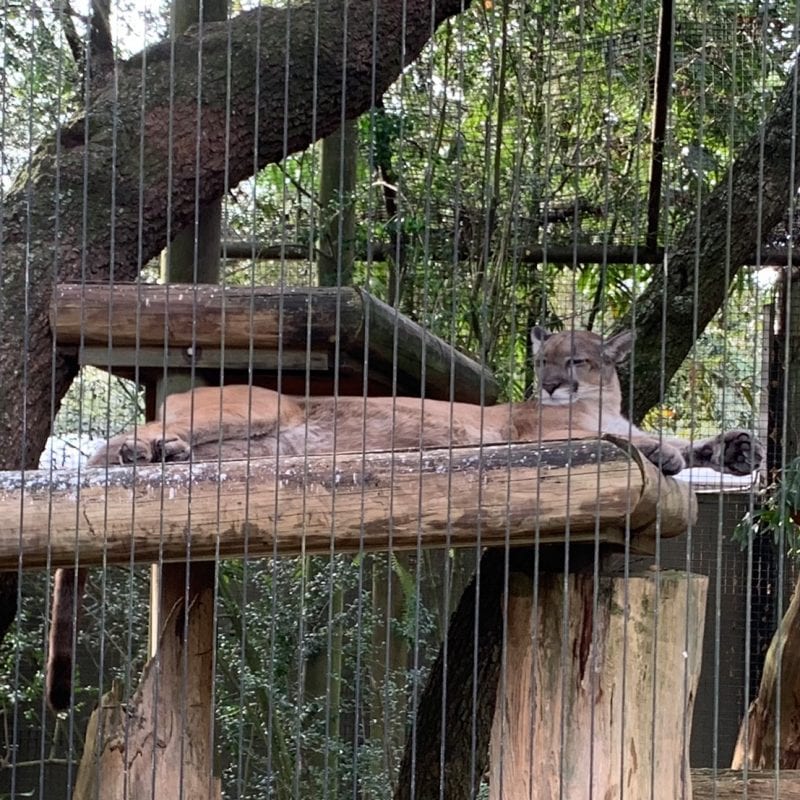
[
  {"left": 731, "top": 262, "right": 800, "bottom": 770},
  {"left": 732, "top": 574, "right": 800, "bottom": 770},
  {"left": 623, "top": 60, "right": 800, "bottom": 423},
  {"left": 393, "top": 548, "right": 507, "bottom": 800},
  {"left": 73, "top": 563, "right": 221, "bottom": 800},
  {"left": 489, "top": 571, "right": 707, "bottom": 800},
  {"left": 0, "top": 0, "right": 474, "bottom": 641},
  {"left": 370, "top": 553, "right": 409, "bottom": 789}
]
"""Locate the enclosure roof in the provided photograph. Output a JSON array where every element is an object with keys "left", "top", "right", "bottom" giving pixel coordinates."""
[{"left": 52, "top": 284, "right": 499, "bottom": 404}]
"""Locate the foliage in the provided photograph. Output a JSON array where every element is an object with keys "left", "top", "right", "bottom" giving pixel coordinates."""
[{"left": 734, "top": 457, "right": 800, "bottom": 558}]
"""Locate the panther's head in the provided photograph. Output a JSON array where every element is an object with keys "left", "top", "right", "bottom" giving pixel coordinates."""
[{"left": 531, "top": 327, "right": 633, "bottom": 408}]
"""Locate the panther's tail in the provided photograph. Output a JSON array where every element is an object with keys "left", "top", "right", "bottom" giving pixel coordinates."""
[{"left": 46, "top": 568, "right": 87, "bottom": 711}]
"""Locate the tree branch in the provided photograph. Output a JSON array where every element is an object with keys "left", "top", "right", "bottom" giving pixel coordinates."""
[{"left": 621, "top": 61, "right": 800, "bottom": 423}]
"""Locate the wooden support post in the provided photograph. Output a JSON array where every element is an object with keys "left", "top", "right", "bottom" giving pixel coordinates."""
[
  {"left": 489, "top": 570, "right": 707, "bottom": 800},
  {"left": 73, "top": 562, "right": 221, "bottom": 799}
]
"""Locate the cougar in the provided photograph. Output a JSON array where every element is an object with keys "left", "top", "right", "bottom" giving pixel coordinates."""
[{"left": 45, "top": 327, "right": 762, "bottom": 710}]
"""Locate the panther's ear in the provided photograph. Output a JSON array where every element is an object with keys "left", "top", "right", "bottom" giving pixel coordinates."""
[
  {"left": 530, "top": 326, "right": 550, "bottom": 356},
  {"left": 603, "top": 331, "right": 634, "bottom": 363}
]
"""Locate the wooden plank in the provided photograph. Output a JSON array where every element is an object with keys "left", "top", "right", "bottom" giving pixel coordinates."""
[
  {"left": 78, "top": 345, "right": 330, "bottom": 372},
  {"left": 0, "top": 439, "right": 695, "bottom": 569},
  {"left": 51, "top": 284, "right": 499, "bottom": 403},
  {"left": 691, "top": 769, "right": 800, "bottom": 799}
]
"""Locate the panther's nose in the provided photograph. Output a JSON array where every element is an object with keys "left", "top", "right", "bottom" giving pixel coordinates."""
[{"left": 541, "top": 380, "right": 561, "bottom": 396}]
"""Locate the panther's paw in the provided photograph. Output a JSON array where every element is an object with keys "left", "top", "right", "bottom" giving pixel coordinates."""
[
  {"left": 694, "top": 430, "right": 763, "bottom": 476},
  {"left": 118, "top": 433, "right": 191, "bottom": 464}
]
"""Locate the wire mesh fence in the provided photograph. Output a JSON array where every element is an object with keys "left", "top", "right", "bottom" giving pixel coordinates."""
[{"left": 0, "top": 0, "right": 796, "bottom": 798}]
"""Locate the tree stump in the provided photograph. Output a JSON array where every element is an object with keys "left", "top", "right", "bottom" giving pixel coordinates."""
[
  {"left": 73, "top": 563, "right": 221, "bottom": 800},
  {"left": 489, "top": 570, "right": 708, "bottom": 800}
]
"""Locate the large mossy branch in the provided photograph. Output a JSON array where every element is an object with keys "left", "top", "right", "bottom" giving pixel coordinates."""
[
  {"left": 0, "top": 0, "right": 470, "bottom": 469},
  {"left": 624, "top": 62, "right": 800, "bottom": 423}
]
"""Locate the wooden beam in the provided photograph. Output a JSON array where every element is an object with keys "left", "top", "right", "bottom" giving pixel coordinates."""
[
  {"left": 50, "top": 284, "right": 499, "bottom": 404},
  {"left": 691, "top": 769, "right": 800, "bottom": 799},
  {"left": 0, "top": 438, "right": 695, "bottom": 569}
]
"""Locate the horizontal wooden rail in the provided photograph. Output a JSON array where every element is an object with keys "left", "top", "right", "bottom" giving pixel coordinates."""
[
  {"left": 692, "top": 768, "right": 800, "bottom": 799},
  {"left": 0, "top": 438, "right": 695, "bottom": 569}
]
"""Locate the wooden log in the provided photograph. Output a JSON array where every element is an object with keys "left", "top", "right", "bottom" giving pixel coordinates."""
[
  {"left": 73, "top": 563, "right": 221, "bottom": 800},
  {"left": 691, "top": 769, "right": 800, "bottom": 799},
  {"left": 50, "top": 284, "right": 499, "bottom": 404},
  {"left": 489, "top": 570, "right": 707, "bottom": 800},
  {"left": 0, "top": 439, "right": 696, "bottom": 569},
  {"left": 731, "top": 573, "right": 800, "bottom": 769}
]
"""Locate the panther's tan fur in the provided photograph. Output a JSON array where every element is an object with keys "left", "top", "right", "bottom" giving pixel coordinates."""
[{"left": 45, "top": 328, "right": 762, "bottom": 710}]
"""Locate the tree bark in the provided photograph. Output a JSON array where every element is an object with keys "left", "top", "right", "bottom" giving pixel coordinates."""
[
  {"left": 489, "top": 571, "right": 707, "bottom": 800},
  {"left": 622, "top": 60, "right": 800, "bottom": 423},
  {"left": 0, "top": 0, "right": 473, "bottom": 639},
  {"left": 732, "top": 574, "right": 800, "bottom": 770}
]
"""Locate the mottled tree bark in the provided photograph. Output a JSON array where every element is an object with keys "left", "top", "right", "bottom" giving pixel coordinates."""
[
  {"left": 0, "top": 0, "right": 472, "bottom": 637},
  {"left": 394, "top": 549, "right": 506, "bottom": 800},
  {"left": 623, "top": 61, "right": 800, "bottom": 423}
]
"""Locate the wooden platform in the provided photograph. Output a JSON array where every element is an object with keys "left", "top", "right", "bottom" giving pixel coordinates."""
[
  {"left": 0, "top": 437, "right": 695, "bottom": 569},
  {"left": 51, "top": 283, "right": 499, "bottom": 403}
]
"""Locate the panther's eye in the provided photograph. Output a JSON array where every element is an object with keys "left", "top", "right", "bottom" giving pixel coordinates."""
[{"left": 567, "top": 358, "right": 587, "bottom": 367}]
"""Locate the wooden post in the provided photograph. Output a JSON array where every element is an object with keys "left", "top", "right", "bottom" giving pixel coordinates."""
[
  {"left": 73, "top": 562, "right": 221, "bottom": 799},
  {"left": 489, "top": 570, "right": 708, "bottom": 800}
]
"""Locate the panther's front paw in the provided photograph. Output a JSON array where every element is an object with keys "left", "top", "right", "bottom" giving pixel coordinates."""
[
  {"left": 718, "top": 430, "right": 763, "bottom": 475},
  {"left": 693, "top": 430, "right": 763, "bottom": 475},
  {"left": 118, "top": 434, "right": 192, "bottom": 464},
  {"left": 637, "top": 441, "right": 686, "bottom": 476}
]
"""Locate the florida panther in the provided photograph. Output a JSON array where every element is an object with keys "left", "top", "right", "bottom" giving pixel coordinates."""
[{"left": 45, "top": 327, "right": 762, "bottom": 710}]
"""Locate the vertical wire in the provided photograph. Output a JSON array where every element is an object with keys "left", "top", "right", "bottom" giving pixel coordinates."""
[
  {"left": 648, "top": 3, "right": 677, "bottom": 788},
  {"left": 496, "top": 0, "right": 533, "bottom": 790},
  {"left": 64, "top": 4, "right": 98, "bottom": 793},
  {"left": 93, "top": 4, "right": 122, "bottom": 798},
  {"left": 711, "top": 0, "right": 737, "bottom": 779},
  {"left": 388, "top": 0, "right": 410, "bottom": 793},
  {"left": 118, "top": 4, "right": 153, "bottom": 794},
  {"left": 587, "top": 5, "right": 620, "bottom": 794},
  {"left": 774, "top": 3, "right": 800, "bottom": 791},
  {"left": 38, "top": 0, "right": 69, "bottom": 795},
  {"left": 558, "top": 3, "right": 586, "bottom": 796},
  {"left": 616, "top": 2, "right": 652, "bottom": 793},
  {"left": 350, "top": 0, "right": 382, "bottom": 790},
  {"left": 437, "top": 10, "right": 468, "bottom": 797},
  {"left": 467, "top": 1, "right": 501, "bottom": 794},
  {"left": 409, "top": 0, "right": 438, "bottom": 792},
  {"left": 681, "top": 6, "right": 706, "bottom": 793},
  {"left": 239, "top": 1, "right": 269, "bottom": 796},
  {"left": 207, "top": 3, "right": 236, "bottom": 797},
  {"left": 741, "top": 3, "right": 775, "bottom": 782},
  {"left": 176, "top": 1, "right": 217, "bottom": 795}
]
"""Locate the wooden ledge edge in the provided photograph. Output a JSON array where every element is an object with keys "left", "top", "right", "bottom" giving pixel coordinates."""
[{"left": 602, "top": 433, "right": 698, "bottom": 550}]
